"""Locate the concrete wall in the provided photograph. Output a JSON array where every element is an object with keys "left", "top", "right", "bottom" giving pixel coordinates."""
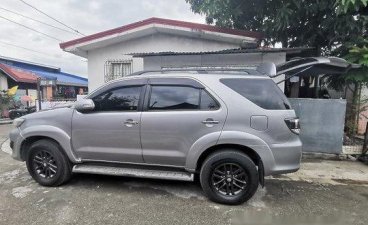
[
  {"left": 289, "top": 98, "right": 346, "bottom": 154},
  {"left": 143, "top": 52, "right": 286, "bottom": 91},
  {"left": 87, "top": 33, "right": 240, "bottom": 91}
]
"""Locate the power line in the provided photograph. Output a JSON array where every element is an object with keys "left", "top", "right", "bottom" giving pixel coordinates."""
[
  {"left": 0, "top": 6, "right": 77, "bottom": 35},
  {"left": 0, "top": 40, "right": 52, "bottom": 57},
  {"left": 0, "top": 40, "right": 88, "bottom": 64},
  {"left": 19, "top": 0, "right": 85, "bottom": 36},
  {"left": 0, "top": 15, "right": 62, "bottom": 41}
]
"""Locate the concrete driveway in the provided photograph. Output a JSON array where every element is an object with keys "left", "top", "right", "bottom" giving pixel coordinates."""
[{"left": 1, "top": 124, "right": 368, "bottom": 225}]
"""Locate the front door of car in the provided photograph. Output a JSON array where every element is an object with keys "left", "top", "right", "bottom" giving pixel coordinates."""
[
  {"left": 140, "top": 78, "right": 227, "bottom": 167},
  {"left": 72, "top": 80, "right": 146, "bottom": 163}
]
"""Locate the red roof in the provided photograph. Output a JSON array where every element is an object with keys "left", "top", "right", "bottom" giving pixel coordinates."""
[
  {"left": 0, "top": 63, "right": 38, "bottom": 83},
  {"left": 60, "top": 17, "right": 263, "bottom": 49}
]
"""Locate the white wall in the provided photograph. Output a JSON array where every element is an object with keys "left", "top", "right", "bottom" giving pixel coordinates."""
[
  {"left": 87, "top": 33, "right": 240, "bottom": 91},
  {"left": 0, "top": 73, "right": 8, "bottom": 91},
  {"left": 143, "top": 52, "right": 286, "bottom": 91}
]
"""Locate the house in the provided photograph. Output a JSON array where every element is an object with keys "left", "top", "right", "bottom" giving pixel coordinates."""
[
  {"left": 0, "top": 56, "right": 88, "bottom": 104},
  {"left": 61, "top": 17, "right": 305, "bottom": 91}
]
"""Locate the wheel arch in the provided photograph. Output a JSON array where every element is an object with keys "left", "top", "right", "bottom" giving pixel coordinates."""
[
  {"left": 195, "top": 144, "right": 261, "bottom": 171},
  {"left": 20, "top": 125, "right": 80, "bottom": 163},
  {"left": 20, "top": 136, "right": 60, "bottom": 160},
  {"left": 194, "top": 144, "right": 265, "bottom": 187}
]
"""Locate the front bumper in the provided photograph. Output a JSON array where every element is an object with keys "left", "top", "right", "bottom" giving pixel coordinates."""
[{"left": 9, "top": 127, "right": 25, "bottom": 161}]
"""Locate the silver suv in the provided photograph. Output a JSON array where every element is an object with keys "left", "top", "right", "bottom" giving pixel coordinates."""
[{"left": 9, "top": 69, "right": 302, "bottom": 205}]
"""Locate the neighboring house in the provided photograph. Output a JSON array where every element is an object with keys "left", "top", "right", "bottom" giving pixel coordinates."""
[{"left": 0, "top": 56, "right": 88, "bottom": 103}]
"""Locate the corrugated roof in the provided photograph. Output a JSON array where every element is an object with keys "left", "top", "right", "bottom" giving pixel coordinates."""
[
  {"left": 0, "top": 63, "right": 38, "bottom": 83},
  {"left": 23, "top": 67, "right": 88, "bottom": 87},
  {"left": 131, "top": 47, "right": 313, "bottom": 57},
  {"left": 0, "top": 62, "right": 87, "bottom": 87}
]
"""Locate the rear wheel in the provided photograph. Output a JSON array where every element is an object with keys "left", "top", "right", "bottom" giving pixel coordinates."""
[
  {"left": 200, "top": 150, "right": 259, "bottom": 205},
  {"left": 26, "top": 139, "right": 72, "bottom": 186}
]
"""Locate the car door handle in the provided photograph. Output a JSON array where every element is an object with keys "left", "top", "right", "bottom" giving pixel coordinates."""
[
  {"left": 201, "top": 119, "right": 219, "bottom": 125},
  {"left": 124, "top": 119, "right": 139, "bottom": 127}
]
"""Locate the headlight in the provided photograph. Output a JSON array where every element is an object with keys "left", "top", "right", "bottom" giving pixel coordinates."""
[{"left": 13, "top": 118, "right": 25, "bottom": 128}]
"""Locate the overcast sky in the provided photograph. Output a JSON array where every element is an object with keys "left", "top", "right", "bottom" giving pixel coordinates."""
[{"left": 0, "top": 0, "right": 205, "bottom": 77}]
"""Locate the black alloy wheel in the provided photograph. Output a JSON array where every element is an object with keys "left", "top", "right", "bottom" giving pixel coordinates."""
[
  {"left": 211, "top": 163, "right": 248, "bottom": 196},
  {"left": 32, "top": 150, "right": 58, "bottom": 179}
]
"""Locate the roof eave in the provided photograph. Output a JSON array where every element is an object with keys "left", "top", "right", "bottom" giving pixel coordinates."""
[{"left": 60, "top": 18, "right": 262, "bottom": 56}]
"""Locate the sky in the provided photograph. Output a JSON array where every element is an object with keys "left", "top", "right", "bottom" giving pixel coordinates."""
[{"left": 0, "top": 0, "right": 205, "bottom": 77}]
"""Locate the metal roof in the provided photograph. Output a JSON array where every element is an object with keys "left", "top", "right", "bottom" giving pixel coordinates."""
[
  {"left": 131, "top": 47, "right": 313, "bottom": 57},
  {"left": 0, "top": 63, "right": 38, "bottom": 83},
  {"left": 0, "top": 58, "right": 87, "bottom": 87},
  {"left": 60, "top": 17, "right": 263, "bottom": 50}
]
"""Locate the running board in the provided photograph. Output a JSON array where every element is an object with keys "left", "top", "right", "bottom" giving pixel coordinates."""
[{"left": 72, "top": 165, "right": 194, "bottom": 181}]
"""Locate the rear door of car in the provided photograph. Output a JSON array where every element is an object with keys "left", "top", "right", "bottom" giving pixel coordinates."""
[
  {"left": 275, "top": 57, "right": 359, "bottom": 80},
  {"left": 140, "top": 77, "right": 227, "bottom": 167}
]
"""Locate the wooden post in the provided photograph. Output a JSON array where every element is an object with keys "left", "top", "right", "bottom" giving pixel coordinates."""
[
  {"left": 36, "top": 77, "right": 41, "bottom": 111},
  {"left": 363, "top": 122, "right": 368, "bottom": 155}
]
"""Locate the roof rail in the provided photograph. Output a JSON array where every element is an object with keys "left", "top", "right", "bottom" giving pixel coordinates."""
[{"left": 128, "top": 67, "right": 263, "bottom": 76}]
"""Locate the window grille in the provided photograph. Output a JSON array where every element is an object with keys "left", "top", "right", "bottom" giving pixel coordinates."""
[{"left": 104, "top": 60, "right": 133, "bottom": 82}]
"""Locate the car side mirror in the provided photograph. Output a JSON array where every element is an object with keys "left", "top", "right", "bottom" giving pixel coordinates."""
[{"left": 75, "top": 99, "right": 95, "bottom": 112}]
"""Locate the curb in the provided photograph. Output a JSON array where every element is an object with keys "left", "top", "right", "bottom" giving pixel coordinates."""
[
  {"left": 0, "top": 120, "right": 12, "bottom": 125},
  {"left": 0, "top": 138, "right": 11, "bottom": 155},
  {"left": 302, "top": 152, "right": 363, "bottom": 161}
]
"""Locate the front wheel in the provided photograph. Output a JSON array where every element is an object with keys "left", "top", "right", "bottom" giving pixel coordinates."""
[
  {"left": 26, "top": 139, "right": 72, "bottom": 186},
  {"left": 200, "top": 150, "right": 259, "bottom": 205}
]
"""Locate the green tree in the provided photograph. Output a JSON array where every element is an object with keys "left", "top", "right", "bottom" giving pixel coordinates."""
[
  {"left": 337, "top": 0, "right": 368, "bottom": 13},
  {"left": 186, "top": 0, "right": 367, "bottom": 55}
]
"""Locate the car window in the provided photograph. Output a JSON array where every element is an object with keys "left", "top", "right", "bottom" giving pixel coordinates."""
[
  {"left": 200, "top": 90, "right": 219, "bottom": 110},
  {"left": 220, "top": 78, "right": 291, "bottom": 110},
  {"left": 92, "top": 86, "right": 141, "bottom": 111},
  {"left": 149, "top": 86, "right": 200, "bottom": 110}
]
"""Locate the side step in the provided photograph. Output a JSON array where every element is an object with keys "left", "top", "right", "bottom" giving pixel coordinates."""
[{"left": 72, "top": 164, "right": 194, "bottom": 181}]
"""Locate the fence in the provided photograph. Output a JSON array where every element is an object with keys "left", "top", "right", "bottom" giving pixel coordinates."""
[
  {"left": 289, "top": 98, "right": 346, "bottom": 154},
  {"left": 36, "top": 95, "right": 86, "bottom": 111},
  {"left": 289, "top": 98, "right": 368, "bottom": 156},
  {"left": 36, "top": 99, "right": 77, "bottom": 111}
]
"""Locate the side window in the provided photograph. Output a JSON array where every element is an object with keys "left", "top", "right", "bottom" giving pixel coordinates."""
[
  {"left": 149, "top": 86, "right": 200, "bottom": 110},
  {"left": 220, "top": 78, "right": 291, "bottom": 110},
  {"left": 200, "top": 90, "right": 219, "bottom": 110},
  {"left": 92, "top": 86, "right": 142, "bottom": 111}
]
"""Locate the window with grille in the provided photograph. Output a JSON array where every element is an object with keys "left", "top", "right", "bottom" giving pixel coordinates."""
[{"left": 104, "top": 60, "right": 133, "bottom": 82}]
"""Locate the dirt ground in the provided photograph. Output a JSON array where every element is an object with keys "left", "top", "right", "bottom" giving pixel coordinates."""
[{"left": 1, "top": 124, "right": 367, "bottom": 225}]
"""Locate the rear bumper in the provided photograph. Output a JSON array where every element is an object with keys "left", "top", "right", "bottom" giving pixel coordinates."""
[
  {"left": 266, "top": 138, "right": 302, "bottom": 176},
  {"left": 9, "top": 127, "right": 24, "bottom": 161}
]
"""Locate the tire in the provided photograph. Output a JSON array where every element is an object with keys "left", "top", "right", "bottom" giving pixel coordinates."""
[
  {"left": 200, "top": 150, "right": 259, "bottom": 205},
  {"left": 26, "top": 139, "right": 72, "bottom": 186}
]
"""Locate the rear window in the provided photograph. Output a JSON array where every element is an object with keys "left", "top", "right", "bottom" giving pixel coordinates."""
[{"left": 220, "top": 78, "right": 291, "bottom": 110}]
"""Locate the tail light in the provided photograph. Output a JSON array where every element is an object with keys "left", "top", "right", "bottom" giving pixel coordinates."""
[{"left": 285, "top": 117, "right": 300, "bottom": 134}]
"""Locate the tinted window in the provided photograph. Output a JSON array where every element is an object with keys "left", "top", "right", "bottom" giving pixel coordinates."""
[
  {"left": 92, "top": 86, "right": 141, "bottom": 111},
  {"left": 220, "top": 78, "right": 291, "bottom": 110},
  {"left": 200, "top": 90, "right": 219, "bottom": 110},
  {"left": 149, "top": 86, "right": 200, "bottom": 110}
]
